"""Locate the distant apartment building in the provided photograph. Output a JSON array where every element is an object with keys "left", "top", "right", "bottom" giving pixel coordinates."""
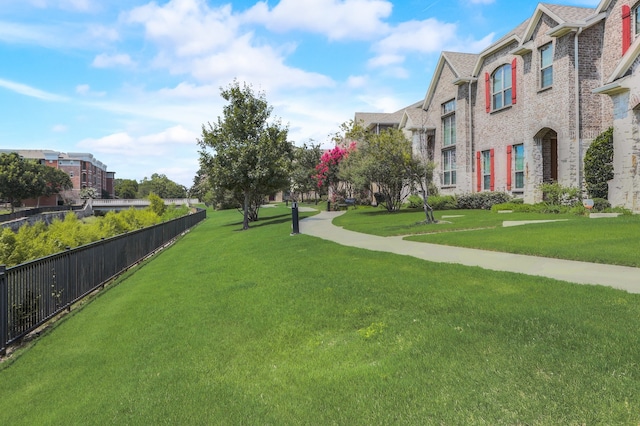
[{"left": 0, "top": 149, "right": 115, "bottom": 206}]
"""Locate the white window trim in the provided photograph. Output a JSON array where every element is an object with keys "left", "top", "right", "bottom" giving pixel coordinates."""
[
  {"left": 540, "top": 43, "right": 553, "bottom": 90},
  {"left": 491, "top": 64, "right": 512, "bottom": 110}
]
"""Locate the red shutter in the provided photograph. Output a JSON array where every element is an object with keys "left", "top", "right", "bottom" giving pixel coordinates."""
[
  {"left": 476, "top": 152, "right": 482, "bottom": 192},
  {"left": 490, "top": 149, "right": 495, "bottom": 191},
  {"left": 511, "top": 58, "right": 517, "bottom": 105},
  {"left": 506, "top": 145, "right": 513, "bottom": 191},
  {"left": 623, "top": 5, "right": 631, "bottom": 55},
  {"left": 485, "top": 72, "right": 491, "bottom": 113}
]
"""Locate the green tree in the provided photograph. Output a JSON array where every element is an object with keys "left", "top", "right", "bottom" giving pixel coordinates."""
[
  {"left": 291, "top": 142, "right": 323, "bottom": 202},
  {"left": 148, "top": 193, "right": 166, "bottom": 216},
  {"left": 138, "top": 174, "right": 186, "bottom": 199},
  {"left": 0, "top": 152, "right": 44, "bottom": 212},
  {"left": 190, "top": 168, "right": 215, "bottom": 207},
  {"left": 114, "top": 179, "right": 139, "bottom": 199},
  {"left": 349, "top": 128, "right": 420, "bottom": 213},
  {"left": 39, "top": 166, "right": 73, "bottom": 206},
  {"left": 198, "top": 80, "right": 293, "bottom": 230},
  {"left": 584, "top": 127, "right": 614, "bottom": 199}
]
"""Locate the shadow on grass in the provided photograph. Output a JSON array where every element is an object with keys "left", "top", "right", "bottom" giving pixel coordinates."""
[
  {"left": 356, "top": 208, "right": 426, "bottom": 217},
  {"left": 225, "top": 211, "right": 317, "bottom": 230}
]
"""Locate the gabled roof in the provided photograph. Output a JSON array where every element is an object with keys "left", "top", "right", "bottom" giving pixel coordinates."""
[
  {"left": 399, "top": 103, "right": 433, "bottom": 131},
  {"left": 520, "top": 3, "right": 598, "bottom": 42},
  {"left": 595, "top": 31, "right": 640, "bottom": 95},
  {"left": 471, "top": 18, "right": 529, "bottom": 76},
  {"left": 595, "top": 0, "right": 615, "bottom": 15},
  {"left": 423, "top": 51, "right": 479, "bottom": 110},
  {"left": 354, "top": 101, "right": 421, "bottom": 131}
]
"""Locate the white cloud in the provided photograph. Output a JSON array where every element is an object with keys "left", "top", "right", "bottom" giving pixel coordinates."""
[
  {"left": 76, "top": 84, "right": 106, "bottom": 97},
  {"left": 124, "top": 0, "right": 335, "bottom": 91},
  {"left": 242, "top": 0, "right": 393, "bottom": 41},
  {"left": 78, "top": 125, "right": 197, "bottom": 157},
  {"left": 367, "top": 53, "right": 404, "bottom": 68},
  {"left": 125, "top": 0, "right": 238, "bottom": 57},
  {"left": 86, "top": 24, "right": 120, "bottom": 43},
  {"left": 190, "top": 34, "right": 335, "bottom": 91},
  {"left": 375, "top": 19, "right": 458, "bottom": 54},
  {"left": 26, "top": 0, "right": 94, "bottom": 12},
  {"left": 91, "top": 53, "right": 134, "bottom": 68},
  {"left": 0, "top": 78, "right": 68, "bottom": 101},
  {"left": 52, "top": 124, "right": 68, "bottom": 132},
  {"left": 346, "top": 75, "right": 368, "bottom": 88}
]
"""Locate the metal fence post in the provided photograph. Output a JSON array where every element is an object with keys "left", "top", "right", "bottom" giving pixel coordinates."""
[{"left": 0, "top": 265, "right": 7, "bottom": 356}]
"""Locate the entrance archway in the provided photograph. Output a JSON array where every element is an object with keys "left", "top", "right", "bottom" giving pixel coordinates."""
[{"left": 535, "top": 128, "right": 558, "bottom": 183}]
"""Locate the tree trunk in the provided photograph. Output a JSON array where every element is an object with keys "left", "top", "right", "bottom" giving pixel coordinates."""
[{"left": 243, "top": 190, "right": 250, "bottom": 230}]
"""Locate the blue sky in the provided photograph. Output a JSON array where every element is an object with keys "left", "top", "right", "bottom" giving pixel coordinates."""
[{"left": 0, "top": 0, "right": 600, "bottom": 188}]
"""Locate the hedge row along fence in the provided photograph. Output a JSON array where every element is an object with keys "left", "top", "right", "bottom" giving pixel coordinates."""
[{"left": 0, "top": 208, "right": 206, "bottom": 355}]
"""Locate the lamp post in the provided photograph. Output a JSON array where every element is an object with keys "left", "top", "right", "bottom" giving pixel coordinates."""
[{"left": 291, "top": 200, "right": 300, "bottom": 235}]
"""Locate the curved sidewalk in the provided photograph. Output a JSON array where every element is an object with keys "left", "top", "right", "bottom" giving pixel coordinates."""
[{"left": 300, "top": 210, "right": 640, "bottom": 294}]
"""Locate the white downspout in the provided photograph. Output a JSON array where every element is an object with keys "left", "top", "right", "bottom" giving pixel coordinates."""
[
  {"left": 575, "top": 27, "right": 584, "bottom": 190},
  {"left": 468, "top": 80, "right": 474, "bottom": 183}
]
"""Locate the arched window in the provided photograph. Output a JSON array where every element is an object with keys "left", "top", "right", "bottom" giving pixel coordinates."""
[{"left": 492, "top": 64, "right": 512, "bottom": 110}]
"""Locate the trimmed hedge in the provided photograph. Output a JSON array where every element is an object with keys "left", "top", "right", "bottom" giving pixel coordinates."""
[{"left": 456, "top": 192, "right": 512, "bottom": 210}]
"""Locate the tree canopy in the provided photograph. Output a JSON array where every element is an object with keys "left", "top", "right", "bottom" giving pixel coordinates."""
[
  {"left": 138, "top": 173, "right": 187, "bottom": 199},
  {"left": 0, "top": 152, "right": 72, "bottom": 212},
  {"left": 291, "top": 142, "right": 323, "bottom": 202},
  {"left": 114, "top": 179, "right": 139, "bottom": 199},
  {"left": 198, "top": 80, "right": 293, "bottom": 230},
  {"left": 351, "top": 128, "right": 421, "bottom": 212}
]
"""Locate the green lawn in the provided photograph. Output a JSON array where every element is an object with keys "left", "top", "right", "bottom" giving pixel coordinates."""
[
  {"left": 1, "top": 205, "right": 639, "bottom": 424},
  {"left": 333, "top": 206, "right": 640, "bottom": 267}
]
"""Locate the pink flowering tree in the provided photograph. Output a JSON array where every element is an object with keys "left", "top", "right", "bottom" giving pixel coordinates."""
[{"left": 314, "top": 142, "right": 356, "bottom": 203}]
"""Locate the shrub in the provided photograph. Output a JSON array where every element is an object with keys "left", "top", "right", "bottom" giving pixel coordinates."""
[
  {"left": 539, "top": 182, "right": 580, "bottom": 206},
  {"left": 609, "top": 206, "right": 633, "bottom": 215},
  {"left": 591, "top": 198, "right": 611, "bottom": 212},
  {"left": 427, "top": 195, "right": 457, "bottom": 210},
  {"left": 584, "top": 127, "right": 613, "bottom": 199},
  {"left": 491, "top": 202, "right": 531, "bottom": 212},
  {"left": 148, "top": 193, "right": 166, "bottom": 216},
  {"left": 569, "top": 205, "right": 588, "bottom": 216},
  {"left": 405, "top": 194, "right": 423, "bottom": 209},
  {"left": 456, "top": 192, "right": 512, "bottom": 210}
]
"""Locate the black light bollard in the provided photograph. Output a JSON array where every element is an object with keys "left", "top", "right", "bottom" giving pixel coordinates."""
[{"left": 291, "top": 201, "right": 300, "bottom": 235}]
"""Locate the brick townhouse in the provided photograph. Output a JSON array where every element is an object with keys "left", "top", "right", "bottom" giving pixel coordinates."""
[
  {"left": 0, "top": 149, "right": 115, "bottom": 206},
  {"left": 356, "top": 0, "right": 640, "bottom": 213}
]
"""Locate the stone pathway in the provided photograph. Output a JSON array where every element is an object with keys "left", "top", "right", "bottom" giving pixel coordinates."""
[{"left": 300, "top": 210, "right": 640, "bottom": 294}]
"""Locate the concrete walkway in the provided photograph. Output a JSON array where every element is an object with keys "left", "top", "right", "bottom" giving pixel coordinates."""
[{"left": 300, "top": 210, "right": 640, "bottom": 294}]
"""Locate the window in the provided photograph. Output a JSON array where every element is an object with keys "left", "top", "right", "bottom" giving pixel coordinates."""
[
  {"left": 442, "top": 99, "right": 456, "bottom": 147},
  {"left": 482, "top": 150, "right": 491, "bottom": 190},
  {"left": 514, "top": 144, "right": 525, "bottom": 189},
  {"left": 635, "top": 4, "right": 640, "bottom": 36},
  {"left": 442, "top": 149, "right": 456, "bottom": 186},
  {"left": 491, "top": 64, "right": 512, "bottom": 110},
  {"left": 540, "top": 43, "right": 553, "bottom": 89}
]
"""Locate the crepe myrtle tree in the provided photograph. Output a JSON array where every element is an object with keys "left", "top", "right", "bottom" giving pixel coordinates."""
[{"left": 198, "top": 80, "right": 294, "bottom": 230}]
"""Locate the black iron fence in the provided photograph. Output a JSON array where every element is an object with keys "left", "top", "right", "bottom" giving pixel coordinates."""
[{"left": 0, "top": 208, "right": 206, "bottom": 355}]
